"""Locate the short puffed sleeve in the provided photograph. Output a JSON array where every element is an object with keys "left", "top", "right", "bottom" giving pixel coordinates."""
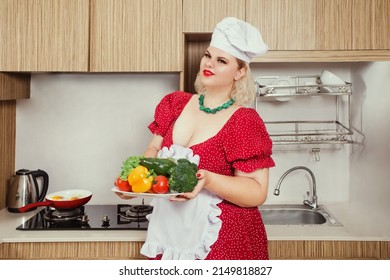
[
  {"left": 148, "top": 91, "right": 193, "bottom": 137},
  {"left": 223, "top": 108, "right": 275, "bottom": 172}
]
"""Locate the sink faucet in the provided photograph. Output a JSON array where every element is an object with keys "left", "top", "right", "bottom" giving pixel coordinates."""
[{"left": 273, "top": 166, "right": 318, "bottom": 210}]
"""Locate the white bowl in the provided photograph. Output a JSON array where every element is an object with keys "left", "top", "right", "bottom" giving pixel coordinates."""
[{"left": 320, "top": 70, "right": 345, "bottom": 85}]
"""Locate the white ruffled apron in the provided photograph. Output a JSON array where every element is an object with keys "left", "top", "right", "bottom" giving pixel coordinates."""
[{"left": 140, "top": 189, "right": 222, "bottom": 260}]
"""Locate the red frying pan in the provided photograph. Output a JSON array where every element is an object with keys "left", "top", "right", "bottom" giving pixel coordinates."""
[{"left": 17, "top": 189, "right": 92, "bottom": 213}]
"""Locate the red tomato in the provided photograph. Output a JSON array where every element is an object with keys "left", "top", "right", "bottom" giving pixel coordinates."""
[
  {"left": 152, "top": 175, "right": 169, "bottom": 194},
  {"left": 115, "top": 177, "right": 132, "bottom": 192}
]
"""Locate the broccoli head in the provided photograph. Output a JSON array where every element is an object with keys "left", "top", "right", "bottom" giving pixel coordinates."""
[{"left": 168, "top": 158, "right": 198, "bottom": 193}]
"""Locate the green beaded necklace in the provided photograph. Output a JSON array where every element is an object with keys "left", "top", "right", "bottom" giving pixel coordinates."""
[{"left": 198, "top": 94, "right": 234, "bottom": 114}]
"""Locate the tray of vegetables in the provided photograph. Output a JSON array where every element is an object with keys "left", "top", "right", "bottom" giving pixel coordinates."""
[{"left": 112, "top": 150, "right": 199, "bottom": 198}]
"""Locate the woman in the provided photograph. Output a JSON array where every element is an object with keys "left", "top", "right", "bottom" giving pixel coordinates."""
[{"left": 119, "top": 17, "right": 275, "bottom": 260}]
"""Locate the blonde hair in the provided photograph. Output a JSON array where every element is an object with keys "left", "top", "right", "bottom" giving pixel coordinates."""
[{"left": 194, "top": 59, "right": 256, "bottom": 106}]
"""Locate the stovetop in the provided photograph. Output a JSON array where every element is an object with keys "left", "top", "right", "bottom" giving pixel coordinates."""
[{"left": 16, "top": 204, "right": 152, "bottom": 231}]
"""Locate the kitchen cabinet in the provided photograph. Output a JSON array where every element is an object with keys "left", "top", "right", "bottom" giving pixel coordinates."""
[
  {"left": 246, "top": 0, "right": 390, "bottom": 62},
  {"left": 0, "top": 241, "right": 146, "bottom": 259},
  {"left": 1, "top": 0, "right": 389, "bottom": 73},
  {"left": 381, "top": 241, "right": 390, "bottom": 259},
  {"left": 352, "top": 0, "right": 390, "bottom": 50},
  {"left": 0, "top": 101, "right": 17, "bottom": 210},
  {"left": 182, "top": 0, "right": 246, "bottom": 32},
  {"left": 0, "top": 74, "right": 30, "bottom": 210},
  {"left": 89, "top": 0, "right": 182, "bottom": 72},
  {"left": 0, "top": 0, "right": 89, "bottom": 72},
  {"left": 246, "top": 0, "right": 351, "bottom": 51},
  {"left": 183, "top": 0, "right": 390, "bottom": 55},
  {"left": 182, "top": 0, "right": 389, "bottom": 91},
  {"left": 269, "top": 240, "right": 385, "bottom": 259},
  {"left": 317, "top": 0, "right": 352, "bottom": 51},
  {"left": 0, "top": 0, "right": 182, "bottom": 72},
  {"left": 0, "top": 74, "right": 30, "bottom": 100},
  {"left": 246, "top": 0, "right": 319, "bottom": 51},
  {"left": 0, "top": 240, "right": 388, "bottom": 259}
]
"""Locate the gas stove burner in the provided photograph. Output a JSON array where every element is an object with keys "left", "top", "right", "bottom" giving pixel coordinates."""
[
  {"left": 44, "top": 206, "right": 85, "bottom": 223},
  {"left": 118, "top": 204, "right": 153, "bottom": 223},
  {"left": 52, "top": 208, "right": 82, "bottom": 218},
  {"left": 129, "top": 205, "right": 153, "bottom": 214}
]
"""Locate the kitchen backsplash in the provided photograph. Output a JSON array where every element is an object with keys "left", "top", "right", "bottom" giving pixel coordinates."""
[
  {"left": 16, "top": 73, "right": 179, "bottom": 205},
  {"left": 15, "top": 62, "right": 378, "bottom": 206}
]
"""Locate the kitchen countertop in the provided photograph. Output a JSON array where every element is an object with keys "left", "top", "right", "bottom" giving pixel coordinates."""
[{"left": 1, "top": 202, "right": 389, "bottom": 243}]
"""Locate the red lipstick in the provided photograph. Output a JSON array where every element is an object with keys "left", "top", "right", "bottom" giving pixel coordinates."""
[{"left": 203, "top": 70, "right": 214, "bottom": 77}]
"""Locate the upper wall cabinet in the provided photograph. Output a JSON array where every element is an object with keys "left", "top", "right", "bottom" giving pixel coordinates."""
[
  {"left": 183, "top": 0, "right": 246, "bottom": 32},
  {"left": 352, "top": 0, "right": 390, "bottom": 50},
  {"left": 316, "top": 0, "right": 352, "bottom": 50},
  {"left": 0, "top": 0, "right": 89, "bottom": 72},
  {"left": 1, "top": 0, "right": 388, "bottom": 72},
  {"left": 89, "top": 0, "right": 182, "bottom": 72},
  {"left": 246, "top": 0, "right": 390, "bottom": 62},
  {"left": 247, "top": 0, "right": 352, "bottom": 51},
  {"left": 247, "top": 0, "right": 319, "bottom": 51}
]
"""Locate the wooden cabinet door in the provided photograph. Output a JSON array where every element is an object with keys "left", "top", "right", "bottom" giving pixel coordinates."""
[
  {"left": 352, "top": 0, "right": 390, "bottom": 50},
  {"left": 247, "top": 0, "right": 353, "bottom": 51},
  {"left": 90, "top": 0, "right": 182, "bottom": 72},
  {"left": 0, "top": 0, "right": 89, "bottom": 72},
  {"left": 247, "top": 0, "right": 318, "bottom": 50},
  {"left": 316, "top": 0, "right": 352, "bottom": 50},
  {"left": 183, "top": 0, "right": 246, "bottom": 32}
]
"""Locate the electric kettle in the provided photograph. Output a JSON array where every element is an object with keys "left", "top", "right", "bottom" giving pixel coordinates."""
[{"left": 7, "top": 169, "right": 49, "bottom": 213}]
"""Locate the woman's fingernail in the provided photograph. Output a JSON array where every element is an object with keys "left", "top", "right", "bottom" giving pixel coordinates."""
[{"left": 196, "top": 172, "right": 201, "bottom": 178}]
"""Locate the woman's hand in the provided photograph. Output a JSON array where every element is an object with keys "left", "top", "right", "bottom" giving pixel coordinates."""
[{"left": 169, "top": 170, "right": 206, "bottom": 202}]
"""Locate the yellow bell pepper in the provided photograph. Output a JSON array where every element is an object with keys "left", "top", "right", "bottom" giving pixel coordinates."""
[{"left": 127, "top": 165, "right": 153, "bottom": 193}]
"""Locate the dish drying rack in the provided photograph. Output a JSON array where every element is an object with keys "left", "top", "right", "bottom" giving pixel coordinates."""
[
  {"left": 264, "top": 120, "right": 353, "bottom": 145},
  {"left": 255, "top": 75, "right": 352, "bottom": 97},
  {"left": 255, "top": 75, "right": 353, "bottom": 146}
]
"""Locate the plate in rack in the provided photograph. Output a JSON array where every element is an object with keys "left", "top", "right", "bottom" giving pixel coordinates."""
[{"left": 271, "top": 79, "right": 295, "bottom": 101}]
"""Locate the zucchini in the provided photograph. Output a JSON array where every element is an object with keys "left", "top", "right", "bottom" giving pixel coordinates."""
[{"left": 139, "top": 157, "right": 177, "bottom": 177}]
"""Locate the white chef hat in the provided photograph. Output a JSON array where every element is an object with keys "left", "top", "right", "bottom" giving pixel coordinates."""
[{"left": 210, "top": 17, "right": 268, "bottom": 63}]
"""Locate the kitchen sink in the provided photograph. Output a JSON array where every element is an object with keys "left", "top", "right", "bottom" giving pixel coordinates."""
[{"left": 259, "top": 204, "right": 341, "bottom": 226}]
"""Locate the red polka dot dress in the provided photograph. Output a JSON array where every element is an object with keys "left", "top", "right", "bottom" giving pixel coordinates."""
[{"left": 148, "top": 91, "right": 275, "bottom": 260}]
